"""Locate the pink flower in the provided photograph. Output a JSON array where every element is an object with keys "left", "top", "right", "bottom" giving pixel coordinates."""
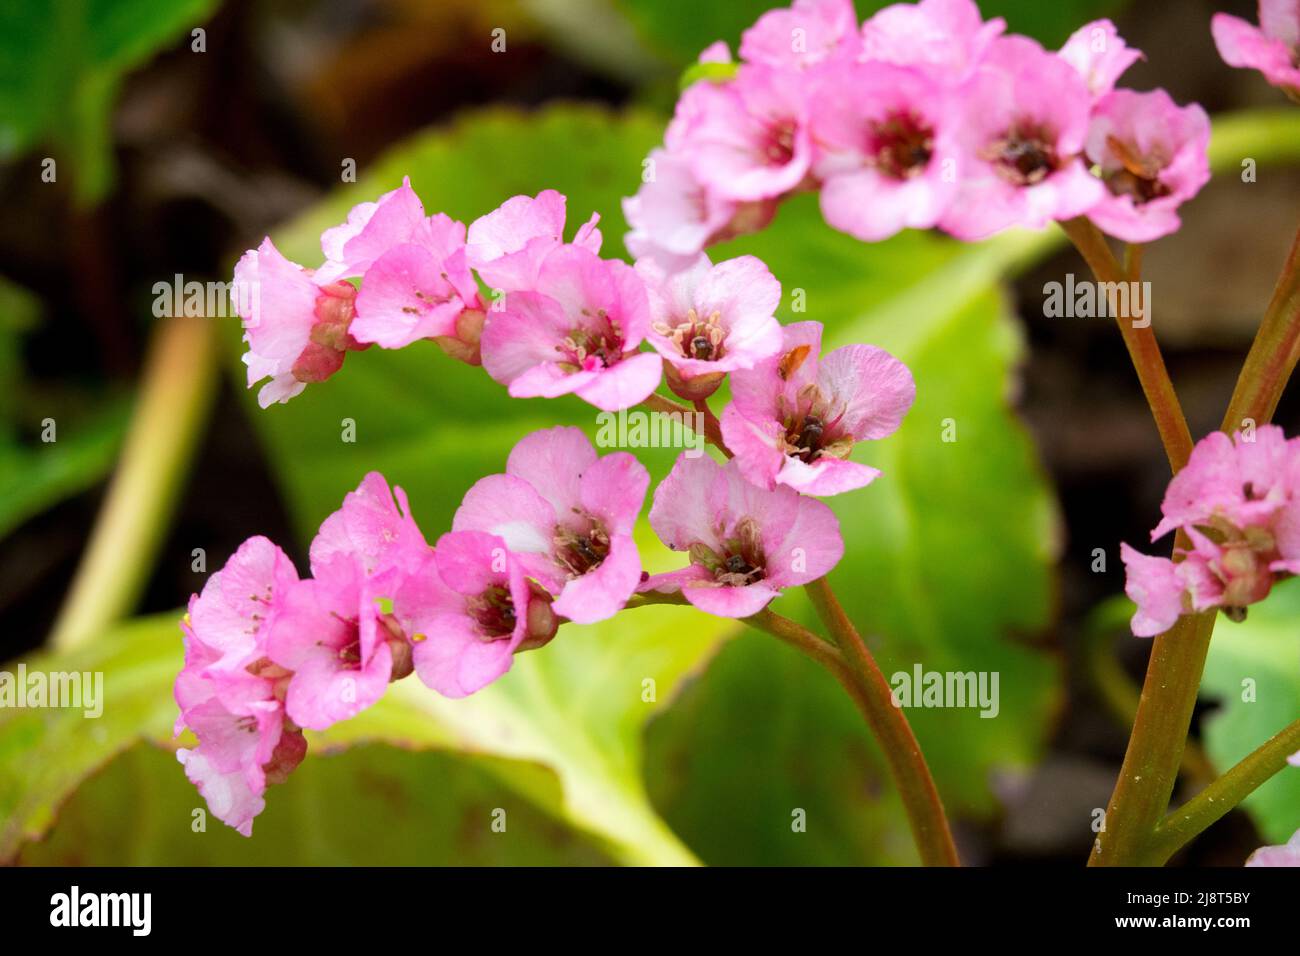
[
  {"left": 1118, "top": 544, "right": 1190, "bottom": 638},
  {"left": 699, "top": 41, "right": 732, "bottom": 64},
  {"left": 1212, "top": 2, "right": 1300, "bottom": 98},
  {"left": 1058, "top": 19, "right": 1143, "bottom": 99},
  {"left": 622, "top": 148, "right": 777, "bottom": 268},
  {"left": 263, "top": 556, "right": 395, "bottom": 731},
  {"left": 1120, "top": 426, "right": 1300, "bottom": 636},
  {"left": 1246, "top": 828, "right": 1300, "bottom": 866},
  {"left": 261, "top": 473, "right": 428, "bottom": 730},
  {"left": 351, "top": 213, "right": 484, "bottom": 357},
  {"left": 939, "top": 35, "right": 1105, "bottom": 240},
  {"left": 859, "top": 0, "right": 1005, "bottom": 82},
  {"left": 310, "top": 471, "right": 430, "bottom": 579},
  {"left": 387, "top": 531, "right": 554, "bottom": 698},
  {"left": 739, "top": 0, "right": 860, "bottom": 70},
  {"left": 644, "top": 454, "right": 844, "bottom": 618},
  {"left": 479, "top": 245, "right": 663, "bottom": 411},
  {"left": 677, "top": 65, "right": 812, "bottom": 202},
  {"left": 720, "top": 321, "right": 915, "bottom": 496},
  {"left": 454, "top": 427, "right": 649, "bottom": 624},
  {"left": 466, "top": 189, "right": 602, "bottom": 294},
  {"left": 636, "top": 253, "right": 783, "bottom": 399},
  {"left": 808, "top": 60, "right": 960, "bottom": 241},
  {"left": 174, "top": 536, "right": 306, "bottom": 836},
  {"left": 1082, "top": 89, "right": 1211, "bottom": 243},
  {"left": 233, "top": 238, "right": 363, "bottom": 408},
  {"left": 315, "top": 176, "right": 428, "bottom": 284}
]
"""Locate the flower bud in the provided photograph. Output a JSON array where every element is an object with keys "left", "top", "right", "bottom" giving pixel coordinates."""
[{"left": 519, "top": 581, "right": 560, "bottom": 651}]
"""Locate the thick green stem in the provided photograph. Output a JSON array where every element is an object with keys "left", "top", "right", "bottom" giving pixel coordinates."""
[
  {"left": 1147, "top": 717, "right": 1300, "bottom": 864},
  {"left": 49, "top": 314, "right": 219, "bottom": 651},
  {"left": 804, "top": 577, "right": 960, "bottom": 867},
  {"left": 1088, "top": 609, "right": 1216, "bottom": 865}
]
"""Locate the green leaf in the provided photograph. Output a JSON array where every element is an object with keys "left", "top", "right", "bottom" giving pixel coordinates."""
[
  {"left": 677, "top": 60, "right": 738, "bottom": 91},
  {"left": 1202, "top": 577, "right": 1300, "bottom": 844},
  {"left": 19, "top": 743, "right": 613, "bottom": 865},
  {"left": 0, "top": 614, "right": 181, "bottom": 859},
  {"left": 0, "top": 398, "right": 131, "bottom": 541},
  {"left": 333, "top": 591, "right": 731, "bottom": 865},
  {"left": 646, "top": 632, "right": 920, "bottom": 864},
  {"left": 0, "top": 0, "right": 219, "bottom": 204}
]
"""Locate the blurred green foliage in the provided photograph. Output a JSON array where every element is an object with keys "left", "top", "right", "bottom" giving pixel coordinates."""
[
  {"left": 0, "top": 0, "right": 218, "bottom": 204},
  {"left": 0, "top": 277, "right": 129, "bottom": 541}
]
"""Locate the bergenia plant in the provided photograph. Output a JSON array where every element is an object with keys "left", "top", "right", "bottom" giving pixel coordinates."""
[{"left": 174, "top": 0, "right": 1300, "bottom": 869}]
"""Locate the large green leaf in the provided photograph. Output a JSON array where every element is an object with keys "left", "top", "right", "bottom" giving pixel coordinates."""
[
  {"left": 0, "top": 0, "right": 219, "bottom": 204},
  {"left": 0, "top": 615, "right": 181, "bottom": 858},
  {"left": 19, "top": 743, "right": 612, "bottom": 865},
  {"left": 1201, "top": 577, "right": 1300, "bottom": 845}
]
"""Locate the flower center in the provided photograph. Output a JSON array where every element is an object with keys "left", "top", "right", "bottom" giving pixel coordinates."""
[
  {"left": 469, "top": 585, "right": 517, "bottom": 639},
  {"left": 554, "top": 518, "right": 611, "bottom": 577},
  {"left": 1102, "top": 135, "right": 1172, "bottom": 205},
  {"left": 786, "top": 413, "right": 826, "bottom": 463},
  {"left": 868, "top": 111, "right": 934, "bottom": 179},
  {"left": 985, "top": 121, "right": 1060, "bottom": 185},
  {"left": 691, "top": 517, "right": 767, "bottom": 588},
  {"left": 763, "top": 120, "right": 798, "bottom": 166},
  {"left": 556, "top": 311, "right": 624, "bottom": 370},
  {"left": 653, "top": 307, "right": 725, "bottom": 362}
]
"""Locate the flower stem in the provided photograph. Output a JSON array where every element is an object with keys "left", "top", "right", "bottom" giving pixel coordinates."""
[
  {"left": 1058, "top": 218, "right": 1193, "bottom": 472},
  {"left": 1146, "top": 717, "right": 1300, "bottom": 865},
  {"left": 1087, "top": 608, "right": 1216, "bottom": 865},
  {"left": 49, "top": 314, "right": 219, "bottom": 651},
  {"left": 642, "top": 391, "right": 730, "bottom": 452},
  {"left": 804, "top": 576, "right": 960, "bottom": 866}
]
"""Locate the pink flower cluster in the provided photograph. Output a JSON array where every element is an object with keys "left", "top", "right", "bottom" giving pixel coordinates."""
[
  {"left": 623, "top": 0, "right": 1211, "bottom": 253},
  {"left": 1120, "top": 426, "right": 1300, "bottom": 637},
  {"left": 232, "top": 181, "right": 802, "bottom": 410},
  {"left": 206, "top": 168, "right": 924, "bottom": 833},
  {"left": 177, "top": 365, "right": 902, "bottom": 832},
  {"left": 176, "top": 432, "right": 641, "bottom": 834},
  {"left": 1213, "top": 0, "right": 1300, "bottom": 100}
]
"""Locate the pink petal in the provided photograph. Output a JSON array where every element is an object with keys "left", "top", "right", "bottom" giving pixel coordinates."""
[
  {"left": 683, "top": 581, "right": 780, "bottom": 618},
  {"left": 818, "top": 344, "right": 916, "bottom": 440},
  {"left": 552, "top": 533, "right": 642, "bottom": 624},
  {"left": 572, "top": 352, "right": 664, "bottom": 412},
  {"left": 579, "top": 451, "right": 650, "bottom": 535}
]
